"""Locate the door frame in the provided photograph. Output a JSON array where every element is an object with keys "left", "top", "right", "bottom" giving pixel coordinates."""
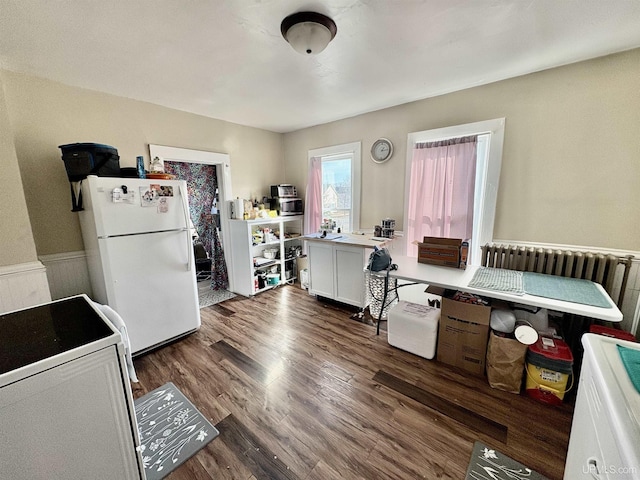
[{"left": 148, "top": 144, "right": 236, "bottom": 292}]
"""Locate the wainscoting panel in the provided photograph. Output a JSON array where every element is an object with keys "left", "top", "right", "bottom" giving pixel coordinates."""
[
  {"left": 38, "top": 251, "right": 93, "bottom": 301},
  {"left": 0, "top": 262, "right": 51, "bottom": 313}
]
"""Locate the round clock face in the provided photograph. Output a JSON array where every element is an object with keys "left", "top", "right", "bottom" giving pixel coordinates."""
[{"left": 371, "top": 138, "right": 393, "bottom": 163}]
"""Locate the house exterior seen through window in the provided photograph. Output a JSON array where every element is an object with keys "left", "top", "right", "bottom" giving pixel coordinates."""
[
  {"left": 321, "top": 155, "right": 352, "bottom": 233},
  {"left": 306, "top": 142, "right": 361, "bottom": 235}
]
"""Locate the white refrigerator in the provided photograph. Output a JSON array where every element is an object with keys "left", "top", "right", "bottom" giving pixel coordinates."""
[{"left": 79, "top": 175, "right": 201, "bottom": 355}]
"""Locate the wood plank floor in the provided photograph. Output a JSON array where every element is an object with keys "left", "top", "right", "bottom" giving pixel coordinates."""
[{"left": 132, "top": 285, "right": 574, "bottom": 480}]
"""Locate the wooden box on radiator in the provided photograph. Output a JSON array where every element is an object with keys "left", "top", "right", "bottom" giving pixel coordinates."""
[{"left": 387, "top": 301, "right": 440, "bottom": 360}]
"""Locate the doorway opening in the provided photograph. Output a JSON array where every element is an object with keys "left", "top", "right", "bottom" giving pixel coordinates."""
[{"left": 148, "top": 145, "right": 236, "bottom": 299}]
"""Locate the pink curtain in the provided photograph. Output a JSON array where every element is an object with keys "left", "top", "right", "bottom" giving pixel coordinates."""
[
  {"left": 304, "top": 157, "right": 322, "bottom": 234},
  {"left": 406, "top": 136, "right": 477, "bottom": 257}
]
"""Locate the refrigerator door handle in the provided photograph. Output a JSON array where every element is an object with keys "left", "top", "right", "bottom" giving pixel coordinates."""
[{"left": 179, "top": 183, "right": 193, "bottom": 272}]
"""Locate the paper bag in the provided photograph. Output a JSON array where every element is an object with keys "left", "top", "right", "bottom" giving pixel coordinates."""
[{"left": 486, "top": 331, "right": 528, "bottom": 394}]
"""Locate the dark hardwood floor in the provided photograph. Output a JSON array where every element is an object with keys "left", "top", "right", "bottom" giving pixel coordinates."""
[{"left": 132, "top": 285, "right": 574, "bottom": 480}]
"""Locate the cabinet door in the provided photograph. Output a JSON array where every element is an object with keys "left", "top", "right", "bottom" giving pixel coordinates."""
[
  {"left": 0, "top": 347, "right": 142, "bottom": 480},
  {"left": 334, "top": 245, "right": 366, "bottom": 308},
  {"left": 308, "top": 242, "right": 335, "bottom": 298}
]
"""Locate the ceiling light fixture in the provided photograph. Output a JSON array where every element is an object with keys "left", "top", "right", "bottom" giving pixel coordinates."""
[{"left": 280, "top": 11, "right": 337, "bottom": 55}]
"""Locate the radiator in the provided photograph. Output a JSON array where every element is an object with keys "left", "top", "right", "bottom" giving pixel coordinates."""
[{"left": 480, "top": 243, "right": 634, "bottom": 308}]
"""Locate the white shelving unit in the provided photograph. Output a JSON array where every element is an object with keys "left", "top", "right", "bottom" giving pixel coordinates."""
[{"left": 229, "top": 215, "right": 304, "bottom": 296}]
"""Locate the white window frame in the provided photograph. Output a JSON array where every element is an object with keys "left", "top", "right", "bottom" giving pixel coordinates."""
[
  {"left": 404, "top": 118, "right": 505, "bottom": 265},
  {"left": 308, "top": 141, "right": 362, "bottom": 232}
]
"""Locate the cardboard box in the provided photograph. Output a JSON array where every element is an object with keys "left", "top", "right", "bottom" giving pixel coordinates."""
[
  {"left": 436, "top": 296, "right": 491, "bottom": 376},
  {"left": 418, "top": 237, "right": 469, "bottom": 269}
]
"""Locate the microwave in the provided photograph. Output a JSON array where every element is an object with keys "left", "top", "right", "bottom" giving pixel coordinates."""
[
  {"left": 271, "top": 184, "right": 298, "bottom": 198},
  {"left": 275, "top": 197, "right": 303, "bottom": 216}
]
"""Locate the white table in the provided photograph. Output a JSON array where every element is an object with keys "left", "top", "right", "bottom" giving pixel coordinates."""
[{"left": 389, "top": 255, "right": 623, "bottom": 322}]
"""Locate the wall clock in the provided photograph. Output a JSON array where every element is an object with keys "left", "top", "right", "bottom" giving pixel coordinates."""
[{"left": 370, "top": 138, "right": 393, "bottom": 164}]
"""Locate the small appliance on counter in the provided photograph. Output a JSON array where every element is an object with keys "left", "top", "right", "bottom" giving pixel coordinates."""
[
  {"left": 270, "top": 184, "right": 303, "bottom": 216},
  {"left": 59, "top": 142, "right": 120, "bottom": 211}
]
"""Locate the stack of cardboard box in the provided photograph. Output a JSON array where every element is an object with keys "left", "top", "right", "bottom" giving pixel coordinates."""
[{"left": 426, "top": 286, "right": 491, "bottom": 376}]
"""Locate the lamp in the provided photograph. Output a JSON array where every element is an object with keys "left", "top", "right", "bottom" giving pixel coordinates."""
[{"left": 280, "top": 12, "right": 337, "bottom": 55}]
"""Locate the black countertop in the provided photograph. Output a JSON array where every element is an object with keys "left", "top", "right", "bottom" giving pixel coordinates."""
[{"left": 0, "top": 296, "right": 113, "bottom": 375}]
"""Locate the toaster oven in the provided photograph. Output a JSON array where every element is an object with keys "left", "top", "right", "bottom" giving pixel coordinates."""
[{"left": 271, "top": 184, "right": 298, "bottom": 198}]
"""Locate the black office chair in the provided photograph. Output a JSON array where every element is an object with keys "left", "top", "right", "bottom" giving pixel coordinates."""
[{"left": 193, "top": 241, "right": 212, "bottom": 281}]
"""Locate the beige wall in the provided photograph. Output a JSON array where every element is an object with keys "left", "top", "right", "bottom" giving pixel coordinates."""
[
  {"left": 1, "top": 70, "right": 284, "bottom": 255},
  {"left": 2, "top": 48, "right": 639, "bottom": 261},
  {"left": 0, "top": 77, "right": 38, "bottom": 266},
  {"left": 283, "top": 48, "right": 640, "bottom": 251}
]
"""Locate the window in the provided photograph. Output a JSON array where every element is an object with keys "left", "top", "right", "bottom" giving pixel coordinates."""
[
  {"left": 404, "top": 119, "right": 505, "bottom": 265},
  {"left": 305, "top": 142, "right": 361, "bottom": 234}
]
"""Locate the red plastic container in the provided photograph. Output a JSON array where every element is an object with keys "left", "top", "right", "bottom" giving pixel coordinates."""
[
  {"left": 589, "top": 325, "right": 636, "bottom": 342},
  {"left": 525, "top": 337, "right": 574, "bottom": 405}
]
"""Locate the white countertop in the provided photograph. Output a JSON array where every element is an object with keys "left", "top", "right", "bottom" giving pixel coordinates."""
[
  {"left": 303, "top": 233, "right": 391, "bottom": 248},
  {"left": 390, "top": 255, "right": 622, "bottom": 322}
]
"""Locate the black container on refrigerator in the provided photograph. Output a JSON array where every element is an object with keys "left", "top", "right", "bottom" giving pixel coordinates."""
[{"left": 59, "top": 143, "right": 120, "bottom": 211}]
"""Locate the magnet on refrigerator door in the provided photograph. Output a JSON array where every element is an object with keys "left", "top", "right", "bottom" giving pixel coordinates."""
[
  {"left": 157, "top": 197, "right": 169, "bottom": 213},
  {"left": 140, "top": 186, "right": 159, "bottom": 207}
]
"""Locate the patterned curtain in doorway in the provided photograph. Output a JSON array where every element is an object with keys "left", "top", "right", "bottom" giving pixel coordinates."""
[{"left": 163, "top": 161, "right": 229, "bottom": 290}]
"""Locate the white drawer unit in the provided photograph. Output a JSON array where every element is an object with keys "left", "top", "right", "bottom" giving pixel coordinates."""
[{"left": 564, "top": 334, "right": 640, "bottom": 479}]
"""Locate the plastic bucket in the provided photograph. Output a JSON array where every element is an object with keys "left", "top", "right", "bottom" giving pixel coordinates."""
[{"left": 525, "top": 336, "right": 573, "bottom": 405}]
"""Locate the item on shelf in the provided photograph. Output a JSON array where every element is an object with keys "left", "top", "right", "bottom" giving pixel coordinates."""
[
  {"left": 232, "top": 197, "right": 245, "bottom": 219},
  {"left": 320, "top": 218, "right": 337, "bottom": 232},
  {"left": 252, "top": 230, "right": 264, "bottom": 245},
  {"left": 285, "top": 245, "right": 302, "bottom": 259},
  {"left": 263, "top": 248, "right": 278, "bottom": 260},
  {"left": 266, "top": 273, "right": 280, "bottom": 285}
]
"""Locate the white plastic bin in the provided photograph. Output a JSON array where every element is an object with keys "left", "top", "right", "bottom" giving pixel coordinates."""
[{"left": 388, "top": 300, "right": 440, "bottom": 359}]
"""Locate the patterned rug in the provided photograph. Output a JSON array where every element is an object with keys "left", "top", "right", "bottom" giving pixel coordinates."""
[
  {"left": 465, "top": 441, "right": 549, "bottom": 480},
  {"left": 134, "top": 382, "right": 219, "bottom": 480},
  {"left": 198, "top": 287, "right": 236, "bottom": 308}
]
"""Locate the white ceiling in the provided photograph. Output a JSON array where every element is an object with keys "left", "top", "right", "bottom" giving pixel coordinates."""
[{"left": 1, "top": 1, "right": 640, "bottom": 133}]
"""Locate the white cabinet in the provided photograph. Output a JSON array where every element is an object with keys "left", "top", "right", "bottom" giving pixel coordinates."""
[
  {"left": 307, "top": 240, "right": 370, "bottom": 308},
  {"left": 229, "top": 215, "right": 304, "bottom": 296},
  {"left": 0, "top": 296, "right": 145, "bottom": 480},
  {"left": 307, "top": 241, "right": 335, "bottom": 298}
]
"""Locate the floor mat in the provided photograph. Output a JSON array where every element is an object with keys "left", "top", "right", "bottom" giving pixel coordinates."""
[
  {"left": 134, "top": 382, "right": 219, "bottom": 480},
  {"left": 198, "top": 287, "right": 236, "bottom": 308},
  {"left": 465, "top": 441, "right": 549, "bottom": 480}
]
